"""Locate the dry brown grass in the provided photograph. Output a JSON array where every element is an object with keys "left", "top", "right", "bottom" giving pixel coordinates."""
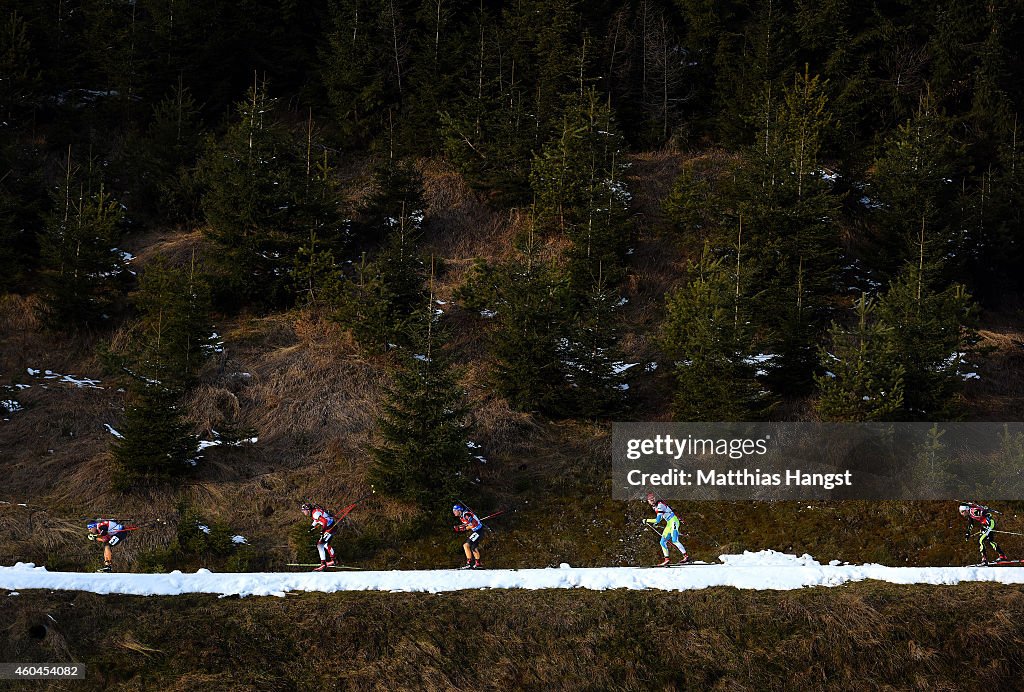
[
  {"left": 4, "top": 584, "right": 1024, "bottom": 690},
  {"left": 419, "top": 157, "right": 513, "bottom": 262},
  {"left": 962, "top": 324, "right": 1024, "bottom": 420},
  {"left": 0, "top": 292, "right": 43, "bottom": 332},
  {"left": 125, "top": 227, "right": 209, "bottom": 269}
]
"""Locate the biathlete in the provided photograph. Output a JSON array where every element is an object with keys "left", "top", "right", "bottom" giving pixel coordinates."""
[
  {"left": 453, "top": 504, "right": 484, "bottom": 569},
  {"left": 87, "top": 519, "right": 130, "bottom": 572},
  {"left": 645, "top": 492, "right": 690, "bottom": 566},
  {"left": 301, "top": 502, "right": 339, "bottom": 571},
  {"left": 960, "top": 502, "right": 1009, "bottom": 565}
]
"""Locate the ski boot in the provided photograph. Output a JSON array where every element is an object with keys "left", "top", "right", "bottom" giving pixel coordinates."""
[
  {"left": 677, "top": 553, "right": 692, "bottom": 565},
  {"left": 325, "top": 559, "right": 337, "bottom": 568},
  {"left": 655, "top": 556, "right": 671, "bottom": 567},
  {"left": 459, "top": 560, "right": 475, "bottom": 570},
  {"left": 998, "top": 553, "right": 1010, "bottom": 563},
  {"left": 472, "top": 559, "right": 483, "bottom": 570},
  {"left": 97, "top": 562, "right": 112, "bottom": 573},
  {"left": 313, "top": 561, "right": 329, "bottom": 572}
]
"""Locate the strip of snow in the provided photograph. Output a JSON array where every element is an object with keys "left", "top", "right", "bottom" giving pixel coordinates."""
[
  {"left": 196, "top": 434, "right": 258, "bottom": 452},
  {"left": 26, "top": 368, "right": 103, "bottom": 389},
  {"left": 4, "top": 551, "right": 1024, "bottom": 598},
  {"left": 104, "top": 424, "right": 124, "bottom": 439}
]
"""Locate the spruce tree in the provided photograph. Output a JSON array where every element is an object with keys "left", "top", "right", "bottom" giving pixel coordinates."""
[
  {"left": 370, "top": 309, "right": 473, "bottom": 505},
  {"left": 908, "top": 424, "right": 955, "bottom": 499},
  {"left": 132, "top": 81, "right": 204, "bottom": 223},
  {"left": 876, "top": 265, "right": 975, "bottom": 418},
  {"left": 111, "top": 255, "right": 213, "bottom": 488},
  {"left": 330, "top": 228, "right": 428, "bottom": 353},
  {"left": 357, "top": 159, "right": 425, "bottom": 249},
  {"left": 530, "top": 89, "right": 632, "bottom": 291},
  {"left": 38, "top": 159, "right": 126, "bottom": 329},
  {"left": 661, "top": 243, "right": 761, "bottom": 421},
  {"left": 815, "top": 294, "right": 905, "bottom": 422},
  {"left": 112, "top": 381, "right": 197, "bottom": 490},
  {"left": 129, "top": 255, "right": 215, "bottom": 390},
  {"left": 199, "top": 79, "right": 317, "bottom": 308},
  {"left": 558, "top": 278, "right": 627, "bottom": 418},
  {"left": 743, "top": 69, "right": 841, "bottom": 392},
  {"left": 486, "top": 251, "right": 571, "bottom": 415},
  {"left": 870, "top": 93, "right": 966, "bottom": 279},
  {"left": 320, "top": 0, "right": 407, "bottom": 148}
]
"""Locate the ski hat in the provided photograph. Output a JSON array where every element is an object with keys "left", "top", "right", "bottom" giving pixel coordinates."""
[
  {"left": 452, "top": 504, "right": 464, "bottom": 514},
  {"left": 300, "top": 502, "right": 312, "bottom": 512},
  {"left": 645, "top": 492, "right": 657, "bottom": 504},
  {"left": 87, "top": 521, "right": 98, "bottom": 530},
  {"left": 959, "top": 503, "right": 971, "bottom": 514}
]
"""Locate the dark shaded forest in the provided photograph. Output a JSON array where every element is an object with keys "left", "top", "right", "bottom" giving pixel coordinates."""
[{"left": 2, "top": 0, "right": 1024, "bottom": 498}]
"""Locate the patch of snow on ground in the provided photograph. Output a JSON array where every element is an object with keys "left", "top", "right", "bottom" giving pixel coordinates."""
[
  {"left": 4, "top": 551, "right": 1024, "bottom": 598},
  {"left": 27, "top": 368, "right": 103, "bottom": 389},
  {"left": 742, "top": 353, "right": 776, "bottom": 377}
]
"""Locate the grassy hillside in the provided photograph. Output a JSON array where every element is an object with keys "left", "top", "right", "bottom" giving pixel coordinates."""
[
  {"left": 1, "top": 153, "right": 1024, "bottom": 575},
  {"left": 4, "top": 584, "right": 1024, "bottom": 690}
]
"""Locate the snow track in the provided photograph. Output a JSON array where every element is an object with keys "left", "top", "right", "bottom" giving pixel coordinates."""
[{"left": 3, "top": 551, "right": 1023, "bottom": 598}]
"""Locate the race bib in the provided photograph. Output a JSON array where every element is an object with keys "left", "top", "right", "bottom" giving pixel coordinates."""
[{"left": 469, "top": 532, "right": 479, "bottom": 542}]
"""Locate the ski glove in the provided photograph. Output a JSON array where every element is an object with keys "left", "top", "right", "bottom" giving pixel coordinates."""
[
  {"left": 454, "top": 525, "right": 465, "bottom": 533},
  {"left": 87, "top": 533, "right": 96, "bottom": 541}
]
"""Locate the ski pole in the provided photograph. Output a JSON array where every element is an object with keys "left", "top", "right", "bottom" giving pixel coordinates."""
[
  {"left": 642, "top": 520, "right": 662, "bottom": 540},
  {"left": 456, "top": 499, "right": 493, "bottom": 530},
  {"left": 641, "top": 520, "right": 687, "bottom": 538},
  {"left": 457, "top": 500, "right": 527, "bottom": 552},
  {"left": 956, "top": 500, "right": 1002, "bottom": 514},
  {"left": 990, "top": 529, "right": 1024, "bottom": 537},
  {"left": 335, "top": 487, "right": 376, "bottom": 522}
]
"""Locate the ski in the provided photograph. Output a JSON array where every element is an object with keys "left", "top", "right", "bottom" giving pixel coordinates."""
[
  {"left": 285, "top": 563, "right": 364, "bottom": 570},
  {"left": 642, "top": 560, "right": 716, "bottom": 568},
  {"left": 967, "top": 559, "right": 1024, "bottom": 567}
]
